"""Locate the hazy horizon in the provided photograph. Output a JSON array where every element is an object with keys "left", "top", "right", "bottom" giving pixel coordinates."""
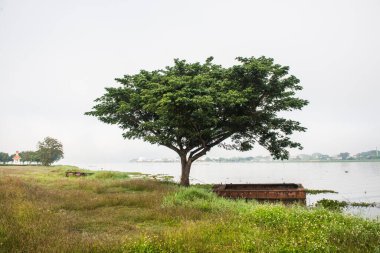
[{"left": 1, "top": 0, "right": 379, "bottom": 164}]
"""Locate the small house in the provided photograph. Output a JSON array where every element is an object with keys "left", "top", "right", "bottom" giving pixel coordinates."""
[{"left": 13, "top": 151, "right": 21, "bottom": 164}]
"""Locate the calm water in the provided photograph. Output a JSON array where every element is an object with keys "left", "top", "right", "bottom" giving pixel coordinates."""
[{"left": 76, "top": 161, "right": 380, "bottom": 219}]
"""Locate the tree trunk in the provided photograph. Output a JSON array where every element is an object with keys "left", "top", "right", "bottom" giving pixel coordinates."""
[{"left": 180, "top": 156, "right": 192, "bottom": 186}]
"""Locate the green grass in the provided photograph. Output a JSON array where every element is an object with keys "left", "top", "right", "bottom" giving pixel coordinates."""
[
  {"left": 1, "top": 166, "right": 380, "bottom": 252},
  {"left": 316, "top": 198, "right": 377, "bottom": 211},
  {"left": 163, "top": 187, "right": 256, "bottom": 213},
  {"left": 92, "top": 171, "right": 131, "bottom": 180},
  {"left": 305, "top": 188, "right": 338, "bottom": 194}
]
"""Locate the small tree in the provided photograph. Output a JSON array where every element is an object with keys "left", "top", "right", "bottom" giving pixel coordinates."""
[
  {"left": 30, "top": 151, "right": 41, "bottom": 165},
  {"left": 19, "top": 151, "right": 28, "bottom": 164},
  {"left": 338, "top": 152, "right": 350, "bottom": 160},
  {"left": 37, "top": 137, "right": 64, "bottom": 166},
  {"left": 0, "top": 152, "right": 11, "bottom": 164},
  {"left": 86, "top": 57, "right": 308, "bottom": 186},
  {"left": 19, "top": 151, "right": 37, "bottom": 164}
]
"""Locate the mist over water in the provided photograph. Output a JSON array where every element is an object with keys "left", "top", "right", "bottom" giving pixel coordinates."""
[{"left": 74, "top": 161, "right": 380, "bottom": 219}]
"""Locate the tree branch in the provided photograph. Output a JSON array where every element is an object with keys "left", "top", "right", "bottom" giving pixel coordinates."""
[
  {"left": 207, "top": 133, "right": 232, "bottom": 148},
  {"left": 163, "top": 144, "right": 180, "bottom": 153},
  {"left": 188, "top": 133, "right": 232, "bottom": 161},
  {"left": 188, "top": 146, "right": 204, "bottom": 159},
  {"left": 190, "top": 147, "right": 210, "bottom": 161},
  {"left": 176, "top": 135, "right": 184, "bottom": 151}
]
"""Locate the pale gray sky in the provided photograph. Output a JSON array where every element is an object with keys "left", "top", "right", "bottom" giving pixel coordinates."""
[{"left": 0, "top": 0, "right": 379, "bottom": 164}]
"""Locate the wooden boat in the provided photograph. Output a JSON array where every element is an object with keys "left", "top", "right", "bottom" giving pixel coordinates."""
[{"left": 212, "top": 183, "right": 306, "bottom": 204}]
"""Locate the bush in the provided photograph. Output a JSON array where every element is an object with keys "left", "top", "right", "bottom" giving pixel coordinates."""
[{"left": 163, "top": 187, "right": 256, "bottom": 213}]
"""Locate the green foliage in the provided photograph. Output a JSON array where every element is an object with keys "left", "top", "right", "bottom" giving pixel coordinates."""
[
  {"left": 316, "top": 199, "right": 349, "bottom": 211},
  {"left": 350, "top": 202, "right": 377, "bottom": 207},
  {"left": 316, "top": 199, "right": 377, "bottom": 211},
  {"left": 0, "top": 152, "right": 11, "bottom": 164},
  {"left": 19, "top": 151, "right": 40, "bottom": 164},
  {"left": 0, "top": 165, "right": 175, "bottom": 252},
  {"left": 86, "top": 57, "right": 308, "bottom": 185},
  {"left": 37, "top": 137, "right": 64, "bottom": 166},
  {"left": 127, "top": 192, "right": 380, "bottom": 253},
  {"left": 163, "top": 187, "right": 255, "bottom": 213},
  {"left": 92, "top": 171, "right": 131, "bottom": 180},
  {"left": 305, "top": 189, "right": 338, "bottom": 194}
]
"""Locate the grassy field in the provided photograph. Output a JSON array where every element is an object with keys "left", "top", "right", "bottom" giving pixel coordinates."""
[{"left": 0, "top": 166, "right": 379, "bottom": 252}]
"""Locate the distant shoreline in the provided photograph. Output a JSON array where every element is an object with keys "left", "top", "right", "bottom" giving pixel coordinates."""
[
  {"left": 1, "top": 159, "right": 380, "bottom": 167},
  {"left": 129, "top": 159, "right": 380, "bottom": 164}
]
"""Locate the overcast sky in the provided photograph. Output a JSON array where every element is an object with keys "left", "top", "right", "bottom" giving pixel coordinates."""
[{"left": 0, "top": 0, "right": 379, "bottom": 164}]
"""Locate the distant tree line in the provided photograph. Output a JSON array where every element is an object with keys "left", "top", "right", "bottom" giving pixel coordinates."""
[
  {"left": 0, "top": 137, "right": 64, "bottom": 166},
  {"left": 295, "top": 150, "right": 380, "bottom": 161},
  {"left": 355, "top": 150, "right": 380, "bottom": 160},
  {"left": 132, "top": 149, "right": 380, "bottom": 163},
  {"left": 199, "top": 150, "right": 380, "bottom": 162},
  {"left": 0, "top": 151, "right": 41, "bottom": 165}
]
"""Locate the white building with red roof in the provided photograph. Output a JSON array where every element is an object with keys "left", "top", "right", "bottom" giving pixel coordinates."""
[{"left": 13, "top": 151, "right": 21, "bottom": 164}]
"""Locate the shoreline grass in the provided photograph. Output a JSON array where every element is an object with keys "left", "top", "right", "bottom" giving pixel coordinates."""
[
  {"left": 1, "top": 165, "right": 380, "bottom": 252},
  {"left": 305, "top": 189, "right": 338, "bottom": 194}
]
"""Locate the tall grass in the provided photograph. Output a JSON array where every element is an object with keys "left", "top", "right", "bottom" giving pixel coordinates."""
[
  {"left": 93, "top": 171, "right": 131, "bottom": 180},
  {"left": 127, "top": 187, "right": 380, "bottom": 252},
  {"left": 163, "top": 187, "right": 256, "bottom": 213},
  {"left": 1, "top": 166, "right": 380, "bottom": 253},
  {"left": 0, "top": 166, "right": 176, "bottom": 252}
]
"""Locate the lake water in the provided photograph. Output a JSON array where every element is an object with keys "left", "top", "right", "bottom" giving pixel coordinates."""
[{"left": 75, "top": 161, "right": 380, "bottom": 220}]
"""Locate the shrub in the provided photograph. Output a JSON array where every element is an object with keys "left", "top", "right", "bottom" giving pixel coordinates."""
[{"left": 163, "top": 187, "right": 256, "bottom": 213}]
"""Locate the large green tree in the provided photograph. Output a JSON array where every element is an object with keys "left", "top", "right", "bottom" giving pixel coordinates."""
[
  {"left": 37, "top": 137, "right": 64, "bottom": 166},
  {"left": 86, "top": 57, "right": 308, "bottom": 186}
]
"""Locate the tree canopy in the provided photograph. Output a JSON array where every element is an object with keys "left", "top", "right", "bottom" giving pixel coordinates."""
[
  {"left": 37, "top": 137, "right": 64, "bottom": 166},
  {"left": 0, "top": 152, "right": 11, "bottom": 164},
  {"left": 86, "top": 56, "right": 308, "bottom": 186},
  {"left": 19, "top": 151, "right": 40, "bottom": 164}
]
